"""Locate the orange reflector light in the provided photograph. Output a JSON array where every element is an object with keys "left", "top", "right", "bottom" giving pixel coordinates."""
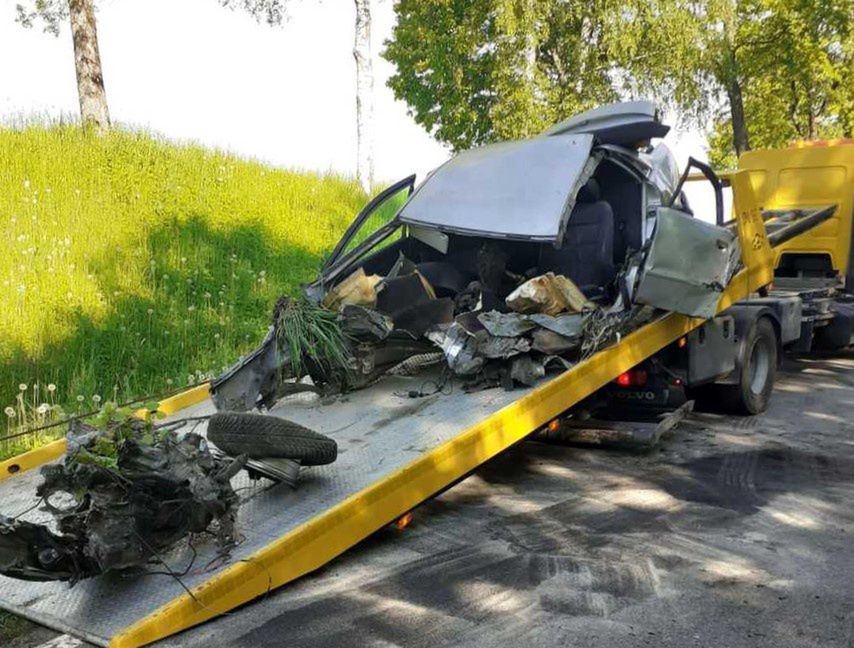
[
  {"left": 395, "top": 512, "right": 413, "bottom": 530},
  {"left": 678, "top": 337, "right": 687, "bottom": 348},
  {"left": 547, "top": 419, "right": 561, "bottom": 433}
]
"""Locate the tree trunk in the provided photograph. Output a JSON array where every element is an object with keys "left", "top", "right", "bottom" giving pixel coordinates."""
[
  {"left": 727, "top": 79, "right": 750, "bottom": 157},
  {"left": 353, "top": 0, "right": 374, "bottom": 194},
  {"left": 68, "top": 0, "right": 110, "bottom": 130}
]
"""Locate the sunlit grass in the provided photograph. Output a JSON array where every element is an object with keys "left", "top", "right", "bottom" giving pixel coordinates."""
[{"left": 0, "top": 124, "right": 405, "bottom": 458}]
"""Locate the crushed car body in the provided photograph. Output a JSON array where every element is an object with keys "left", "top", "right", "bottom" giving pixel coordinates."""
[{"left": 212, "top": 100, "right": 739, "bottom": 413}]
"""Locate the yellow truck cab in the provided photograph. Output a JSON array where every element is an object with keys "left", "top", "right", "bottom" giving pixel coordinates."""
[{"left": 737, "top": 140, "right": 854, "bottom": 350}]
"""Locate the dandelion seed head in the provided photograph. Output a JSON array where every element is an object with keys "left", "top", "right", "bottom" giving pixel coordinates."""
[
  {"left": 4, "top": 407, "right": 15, "bottom": 418},
  {"left": 18, "top": 384, "right": 27, "bottom": 392},
  {"left": 76, "top": 395, "right": 84, "bottom": 403},
  {"left": 92, "top": 394, "right": 102, "bottom": 404},
  {"left": 47, "top": 384, "right": 56, "bottom": 393}
]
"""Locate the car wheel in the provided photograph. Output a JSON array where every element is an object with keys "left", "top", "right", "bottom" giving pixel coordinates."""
[
  {"left": 721, "top": 317, "right": 778, "bottom": 415},
  {"left": 207, "top": 412, "right": 338, "bottom": 465}
]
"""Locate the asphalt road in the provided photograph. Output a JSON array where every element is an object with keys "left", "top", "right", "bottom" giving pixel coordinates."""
[{"left": 156, "top": 352, "right": 854, "bottom": 648}]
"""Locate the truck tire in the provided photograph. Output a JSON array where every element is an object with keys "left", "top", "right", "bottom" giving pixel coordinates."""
[
  {"left": 722, "top": 317, "right": 778, "bottom": 415},
  {"left": 207, "top": 412, "right": 337, "bottom": 465}
]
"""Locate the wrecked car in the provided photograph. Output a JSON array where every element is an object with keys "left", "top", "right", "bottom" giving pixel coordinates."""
[
  {"left": 212, "top": 100, "right": 739, "bottom": 413},
  {"left": 0, "top": 100, "right": 740, "bottom": 586}
]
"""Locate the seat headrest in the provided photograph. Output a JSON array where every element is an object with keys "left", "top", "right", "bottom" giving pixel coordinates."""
[{"left": 576, "top": 178, "right": 600, "bottom": 203}]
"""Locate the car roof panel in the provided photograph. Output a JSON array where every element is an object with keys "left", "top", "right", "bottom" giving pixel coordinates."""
[{"left": 398, "top": 134, "right": 595, "bottom": 242}]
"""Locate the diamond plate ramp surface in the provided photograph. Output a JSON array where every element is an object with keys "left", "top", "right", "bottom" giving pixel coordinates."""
[{"left": 0, "top": 370, "right": 533, "bottom": 646}]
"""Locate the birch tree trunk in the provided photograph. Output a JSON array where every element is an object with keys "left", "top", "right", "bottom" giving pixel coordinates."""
[
  {"left": 68, "top": 0, "right": 110, "bottom": 130},
  {"left": 353, "top": 0, "right": 374, "bottom": 194},
  {"left": 727, "top": 78, "right": 750, "bottom": 156}
]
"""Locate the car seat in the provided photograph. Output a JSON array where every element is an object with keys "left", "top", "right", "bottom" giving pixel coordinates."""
[{"left": 539, "top": 179, "right": 617, "bottom": 294}]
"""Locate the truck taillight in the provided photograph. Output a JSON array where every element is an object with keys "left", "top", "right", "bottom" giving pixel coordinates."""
[{"left": 615, "top": 369, "right": 648, "bottom": 387}]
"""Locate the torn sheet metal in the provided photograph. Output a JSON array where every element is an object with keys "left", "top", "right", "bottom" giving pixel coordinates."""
[
  {"left": 478, "top": 311, "right": 536, "bottom": 337},
  {"left": 506, "top": 272, "right": 592, "bottom": 315},
  {"left": 427, "top": 321, "right": 531, "bottom": 376},
  {"left": 509, "top": 355, "right": 546, "bottom": 386},
  {"left": 531, "top": 328, "right": 579, "bottom": 354},
  {"left": 339, "top": 305, "right": 394, "bottom": 341},
  {"left": 477, "top": 333, "right": 531, "bottom": 359},
  {"left": 427, "top": 324, "right": 484, "bottom": 375},
  {"left": 454, "top": 310, "right": 486, "bottom": 335},
  {"left": 528, "top": 312, "right": 585, "bottom": 338},
  {"left": 634, "top": 207, "right": 737, "bottom": 319},
  {"left": 211, "top": 326, "right": 283, "bottom": 411}
]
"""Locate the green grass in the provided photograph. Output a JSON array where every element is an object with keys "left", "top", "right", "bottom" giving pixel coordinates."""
[{"left": 0, "top": 124, "right": 406, "bottom": 458}]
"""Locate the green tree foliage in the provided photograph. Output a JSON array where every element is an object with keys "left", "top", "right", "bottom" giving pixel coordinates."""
[
  {"left": 705, "top": 0, "right": 852, "bottom": 165},
  {"left": 385, "top": 0, "right": 851, "bottom": 161},
  {"left": 384, "top": 0, "right": 623, "bottom": 151}
]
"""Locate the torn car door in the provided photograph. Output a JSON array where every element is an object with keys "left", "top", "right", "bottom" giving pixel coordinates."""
[{"left": 634, "top": 207, "right": 738, "bottom": 319}]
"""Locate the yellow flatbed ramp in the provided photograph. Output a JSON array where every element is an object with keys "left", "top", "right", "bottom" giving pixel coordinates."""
[{"left": 0, "top": 176, "right": 772, "bottom": 647}]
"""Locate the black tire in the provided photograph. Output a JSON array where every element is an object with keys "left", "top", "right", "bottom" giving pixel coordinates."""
[
  {"left": 208, "top": 412, "right": 337, "bottom": 465},
  {"left": 721, "top": 317, "right": 778, "bottom": 415}
]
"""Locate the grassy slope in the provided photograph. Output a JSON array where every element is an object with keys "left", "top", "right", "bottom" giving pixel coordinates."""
[{"left": 0, "top": 125, "right": 372, "bottom": 453}]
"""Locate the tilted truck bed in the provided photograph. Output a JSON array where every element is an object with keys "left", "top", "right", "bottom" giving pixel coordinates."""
[{"left": 0, "top": 174, "right": 774, "bottom": 647}]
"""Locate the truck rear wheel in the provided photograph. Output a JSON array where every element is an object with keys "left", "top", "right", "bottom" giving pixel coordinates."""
[
  {"left": 722, "top": 317, "right": 778, "bottom": 415},
  {"left": 207, "top": 412, "right": 338, "bottom": 465}
]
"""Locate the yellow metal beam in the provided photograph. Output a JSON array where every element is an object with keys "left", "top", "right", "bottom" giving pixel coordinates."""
[
  {"left": 0, "top": 439, "right": 67, "bottom": 481},
  {"left": 0, "top": 384, "right": 211, "bottom": 482}
]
